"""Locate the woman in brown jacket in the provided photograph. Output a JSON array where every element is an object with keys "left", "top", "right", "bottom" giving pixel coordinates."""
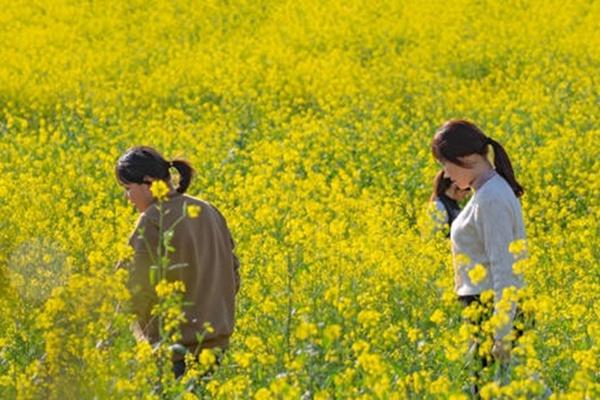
[{"left": 116, "top": 146, "right": 240, "bottom": 378}]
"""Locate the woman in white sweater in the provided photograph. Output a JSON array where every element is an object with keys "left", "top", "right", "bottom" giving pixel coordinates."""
[{"left": 431, "top": 120, "right": 527, "bottom": 389}]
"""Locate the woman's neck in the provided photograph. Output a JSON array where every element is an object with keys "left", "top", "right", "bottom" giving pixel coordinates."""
[{"left": 469, "top": 162, "right": 495, "bottom": 190}]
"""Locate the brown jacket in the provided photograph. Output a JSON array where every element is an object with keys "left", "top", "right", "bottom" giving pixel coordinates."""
[{"left": 127, "top": 192, "right": 240, "bottom": 360}]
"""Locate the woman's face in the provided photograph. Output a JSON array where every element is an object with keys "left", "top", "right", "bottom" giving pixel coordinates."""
[
  {"left": 123, "top": 182, "right": 153, "bottom": 213},
  {"left": 440, "top": 154, "right": 480, "bottom": 190},
  {"left": 440, "top": 162, "right": 471, "bottom": 190}
]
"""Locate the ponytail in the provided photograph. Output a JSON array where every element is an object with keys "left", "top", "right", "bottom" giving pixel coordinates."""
[
  {"left": 488, "top": 138, "right": 524, "bottom": 198},
  {"left": 171, "top": 159, "right": 194, "bottom": 193},
  {"left": 116, "top": 146, "right": 195, "bottom": 194}
]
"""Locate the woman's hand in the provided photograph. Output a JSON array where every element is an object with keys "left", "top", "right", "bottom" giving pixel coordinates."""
[{"left": 491, "top": 340, "right": 511, "bottom": 362}]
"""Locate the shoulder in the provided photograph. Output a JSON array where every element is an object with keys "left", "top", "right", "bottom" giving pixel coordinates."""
[
  {"left": 180, "top": 195, "right": 227, "bottom": 221},
  {"left": 180, "top": 194, "right": 213, "bottom": 212},
  {"left": 472, "top": 177, "right": 523, "bottom": 224},
  {"left": 163, "top": 194, "right": 212, "bottom": 217},
  {"left": 475, "top": 174, "right": 518, "bottom": 205}
]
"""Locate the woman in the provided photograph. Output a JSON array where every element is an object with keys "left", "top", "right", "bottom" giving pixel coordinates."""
[
  {"left": 116, "top": 146, "right": 240, "bottom": 378},
  {"left": 430, "top": 169, "right": 471, "bottom": 237},
  {"left": 431, "top": 120, "right": 526, "bottom": 390}
]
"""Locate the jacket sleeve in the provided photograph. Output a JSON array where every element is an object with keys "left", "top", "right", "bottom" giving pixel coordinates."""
[
  {"left": 475, "top": 199, "right": 520, "bottom": 341},
  {"left": 127, "top": 213, "right": 159, "bottom": 335}
]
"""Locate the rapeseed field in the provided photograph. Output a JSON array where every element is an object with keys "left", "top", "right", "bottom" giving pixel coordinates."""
[{"left": 0, "top": 0, "right": 598, "bottom": 398}]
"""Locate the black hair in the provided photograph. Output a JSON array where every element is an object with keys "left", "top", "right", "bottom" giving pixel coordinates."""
[
  {"left": 115, "top": 146, "right": 194, "bottom": 194},
  {"left": 430, "top": 169, "right": 454, "bottom": 202},
  {"left": 431, "top": 119, "right": 524, "bottom": 197}
]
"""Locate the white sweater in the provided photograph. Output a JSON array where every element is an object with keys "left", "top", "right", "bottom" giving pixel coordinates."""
[{"left": 450, "top": 172, "right": 526, "bottom": 339}]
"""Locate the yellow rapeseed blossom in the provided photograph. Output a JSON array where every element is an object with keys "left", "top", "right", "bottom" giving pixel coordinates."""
[
  {"left": 468, "top": 264, "right": 488, "bottom": 285},
  {"left": 155, "top": 279, "right": 186, "bottom": 298},
  {"left": 254, "top": 388, "right": 272, "bottom": 400},
  {"left": 233, "top": 352, "right": 253, "bottom": 369},
  {"left": 357, "top": 309, "right": 381, "bottom": 328},
  {"left": 199, "top": 348, "right": 217, "bottom": 367},
  {"left": 480, "top": 289, "right": 495, "bottom": 305},
  {"left": 245, "top": 335, "right": 263, "bottom": 350},
  {"left": 186, "top": 204, "right": 202, "bottom": 219},
  {"left": 430, "top": 309, "right": 446, "bottom": 325},
  {"left": 150, "top": 180, "right": 170, "bottom": 201},
  {"left": 323, "top": 324, "right": 342, "bottom": 341},
  {"left": 407, "top": 328, "right": 421, "bottom": 344},
  {"left": 295, "top": 321, "right": 318, "bottom": 341},
  {"left": 509, "top": 239, "right": 528, "bottom": 259}
]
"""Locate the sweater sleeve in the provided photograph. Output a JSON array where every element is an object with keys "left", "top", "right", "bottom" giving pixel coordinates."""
[
  {"left": 127, "top": 213, "right": 159, "bottom": 335},
  {"left": 474, "top": 199, "right": 519, "bottom": 341}
]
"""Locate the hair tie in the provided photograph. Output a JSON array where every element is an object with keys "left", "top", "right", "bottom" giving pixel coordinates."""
[
  {"left": 168, "top": 161, "right": 174, "bottom": 168},
  {"left": 486, "top": 137, "right": 494, "bottom": 145}
]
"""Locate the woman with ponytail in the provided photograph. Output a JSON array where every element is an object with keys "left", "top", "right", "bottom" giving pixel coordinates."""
[
  {"left": 431, "top": 120, "right": 527, "bottom": 392},
  {"left": 116, "top": 146, "right": 240, "bottom": 378}
]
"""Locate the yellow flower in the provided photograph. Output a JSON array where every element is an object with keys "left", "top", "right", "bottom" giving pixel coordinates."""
[
  {"left": 480, "top": 289, "right": 495, "bottom": 304},
  {"left": 357, "top": 352, "right": 385, "bottom": 375},
  {"left": 203, "top": 321, "right": 215, "bottom": 334},
  {"left": 233, "top": 351, "right": 253, "bottom": 368},
  {"left": 468, "top": 264, "right": 487, "bottom": 285},
  {"left": 357, "top": 310, "right": 381, "bottom": 328},
  {"left": 150, "top": 180, "right": 169, "bottom": 200},
  {"left": 206, "top": 381, "right": 220, "bottom": 396},
  {"left": 480, "top": 382, "right": 501, "bottom": 400},
  {"left": 324, "top": 324, "right": 342, "bottom": 341},
  {"left": 444, "top": 343, "right": 461, "bottom": 361},
  {"left": 508, "top": 239, "right": 528, "bottom": 259},
  {"left": 155, "top": 279, "right": 185, "bottom": 297},
  {"left": 454, "top": 253, "right": 471, "bottom": 268},
  {"left": 351, "top": 340, "right": 370, "bottom": 355},
  {"left": 199, "top": 348, "right": 216, "bottom": 367},
  {"left": 314, "top": 390, "right": 331, "bottom": 400},
  {"left": 245, "top": 335, "right": 263, "bottom": 350},
  {"left": 295, "top": 321, "right": 317, "bottom": 340},
  {"left": 187, "top": 204, "right": 202, "bottom": 218},
  {"left": 254, "top": 388, "right": 272, "bottom": 400},
  {"left": 430, "top": 309, "right": 445, "bottom": 325}
]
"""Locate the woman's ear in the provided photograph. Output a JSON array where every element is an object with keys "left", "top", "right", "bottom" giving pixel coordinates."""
[
  {"left": 457, "top": 154, "right": 479, "bottom": 168},
  {"left": 142, "top": 176, "right": 156, "bottom": 186}
]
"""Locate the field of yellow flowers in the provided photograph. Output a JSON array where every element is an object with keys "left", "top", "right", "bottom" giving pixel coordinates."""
[{"left": 0, "top": 0, "right": 598, "bottom": 398}]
